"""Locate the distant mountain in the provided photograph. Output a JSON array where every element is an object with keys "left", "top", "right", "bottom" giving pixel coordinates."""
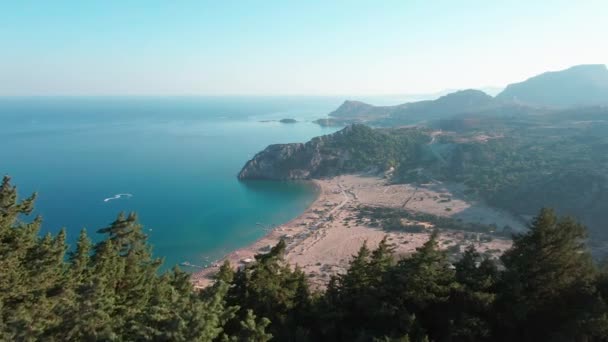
[
  {"left": 320, "top": 89, "right": 503, "bottom": 126},
  {"left": 318, "top": 65, "right": 608, "bottom": 127},
  {"left": 389, "top": 89, "right": 496, "bottom": 121},
  {"left": 328, "top": 100, "right": 397, "bottom": 120},
  {"left": 496, "top": 64, "right": 608, "bottom": 107}
]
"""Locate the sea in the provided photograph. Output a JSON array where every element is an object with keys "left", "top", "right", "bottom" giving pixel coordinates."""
[{"left": 0, "top": 95, "right": 418, "bottom": 271}]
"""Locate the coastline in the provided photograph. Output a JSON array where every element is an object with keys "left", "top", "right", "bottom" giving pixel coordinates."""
[
  {"left": 191, "top": 178, "right": 327, "bottom": 288},
  {"left": 191, "top": 175, "right": 520, "bottom": 289}
]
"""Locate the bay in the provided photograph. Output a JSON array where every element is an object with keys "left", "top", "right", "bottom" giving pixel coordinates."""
[{"left": 0, "top": 96, "right": 343, "bottom": 270}]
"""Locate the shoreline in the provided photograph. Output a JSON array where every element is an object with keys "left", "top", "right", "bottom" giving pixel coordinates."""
[
  {"left": 191, "top": 175, "right": 519, "bottom": 289},
  {"left": 191, "top": 178, "right": 327, "bottom": 288}
]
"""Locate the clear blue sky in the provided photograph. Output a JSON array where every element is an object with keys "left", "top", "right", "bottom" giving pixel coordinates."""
[{"left": 1, "top": 0, "right": 607, "bottom": 96}]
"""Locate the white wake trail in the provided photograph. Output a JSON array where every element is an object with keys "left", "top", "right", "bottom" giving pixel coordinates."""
[{"left": 103, "top": 193, "right": 133, "bottom": 202}]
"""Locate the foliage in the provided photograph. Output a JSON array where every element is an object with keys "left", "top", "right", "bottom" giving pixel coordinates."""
[
  {"left": 283, "top": 115, "right": 608, "bottom": 247},
  {"left": 357, "top": 205, "right": 506, "bottom": 236},
  {"left": 0, "top": 176, "right": 260, "bottom": 341},
  {"left": 2, "top": 176, "right": 608, "bottom": 341},
  {"left": 298, "top": 124, "right": 429, "bottom": 177}
]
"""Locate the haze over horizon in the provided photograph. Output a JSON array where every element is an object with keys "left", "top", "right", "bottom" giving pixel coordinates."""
[{"left": 1, "top": 0, "right": 607, "bottom": 96}]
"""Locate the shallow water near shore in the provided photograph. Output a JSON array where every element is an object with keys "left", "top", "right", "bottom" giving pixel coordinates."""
[{"left": 0, "top": 96, "right": 343, "bottom": 270}]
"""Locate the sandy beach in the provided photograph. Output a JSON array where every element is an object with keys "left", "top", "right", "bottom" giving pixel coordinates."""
[{"left": 192, "top": 175, "right": 521, "bottom": 289}]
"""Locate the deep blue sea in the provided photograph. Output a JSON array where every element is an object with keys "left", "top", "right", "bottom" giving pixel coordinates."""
[{"left": 0, "top": 96, "right": 346, "bottom": 270}]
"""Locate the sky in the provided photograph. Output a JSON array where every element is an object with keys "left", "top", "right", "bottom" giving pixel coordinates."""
[{"left": 1, "top": 0, "right": 607, "bottom": 96}]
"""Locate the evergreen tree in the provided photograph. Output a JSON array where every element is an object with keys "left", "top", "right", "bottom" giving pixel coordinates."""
[
  {"left": 449, "top": 245, "right": 497, "bottom": 341},
  {"left": 215, "top": 260, "right": 235, "bottom": 284},
  {"left": 69, "top": 229, "right": 92, "bottom": 283},
  {"left": 386, "top": 231, "right": 456, "bottom": 340},
  {"left": 95, "top": 212, "right": 163, "bottom": 338},
  {"left": 496, "top": 208, "right": 602, "bottom": 341},
  {"left": 3, "top": 175, "right": 608, "bottom": 341},
  {"left": 323, "top": 239, "right": 401, "bottom": 340},
  {"left": 226, "top": 239, "right": 312, "bottom": 341},
  {"left": 231, "top": 309, "right": 272, "bottom": 342},
  {"left": 0, "top": 175, "right": 39, "bottom": 310},
  {"left": 0, "top": 176, "right": 45, "bottom": 340}
]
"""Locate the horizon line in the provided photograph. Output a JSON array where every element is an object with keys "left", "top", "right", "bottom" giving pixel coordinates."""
[{"left": 0, "top": 88, "right": 504, "bottom": 99}]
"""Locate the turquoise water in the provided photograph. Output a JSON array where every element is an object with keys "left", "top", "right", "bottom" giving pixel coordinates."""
[{"left": 0, "top": 97, "right": 342, "bottom": 270}]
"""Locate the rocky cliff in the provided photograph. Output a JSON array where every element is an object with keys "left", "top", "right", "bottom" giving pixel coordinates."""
[
  {"left": 238, "top": 142, "right": 317, "bottom": 180},
  {"left": 238, "top": 128, "right": 348, "bottom": 180},
  {"left": 238, "top": 124, "right": 423, "bottom": 180}
]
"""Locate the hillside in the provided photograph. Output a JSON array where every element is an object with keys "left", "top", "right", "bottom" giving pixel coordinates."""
[
  {"left": 238, "top": 124, "right": 429, "bottom": 180},
  {"left": 327, "top": 100, "right": 398, "bottom": 120},
  {"left": 318, "top": 89, "right": 528, "bottom": 127},
  {"left": 388, "top": 89, "right": 496, "bottom": 121},
  {"left": 320, "top": 89, "right": 500, "bottom": 126},
  {"left": 241, "top": 107, "right": 608, "bottom": 252},
  {"left": 496, "top": 64, "right": 608, "bottom": 107}
]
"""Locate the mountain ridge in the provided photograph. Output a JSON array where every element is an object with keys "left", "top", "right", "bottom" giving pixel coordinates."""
[
  {"left": 496, "top": 64, "right": 608, "bottom": 107},
  {"left": 319, "top": 64, "right": 608, "bottom": 126}
]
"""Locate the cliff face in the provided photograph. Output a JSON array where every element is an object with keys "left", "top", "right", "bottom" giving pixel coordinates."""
[
  {"left": 238, "top": 142, "right": 315, "bottom": 180},
  {"left": 238, "top": 128, "right": 349, "bottom": 180},
  {"left": 238, "top": 124, "right": 410, "bottom": 180}
]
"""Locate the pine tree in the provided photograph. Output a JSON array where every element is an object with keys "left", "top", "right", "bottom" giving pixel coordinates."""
[
  {"left": 75, "top": 238, "right": 122, "bottom": 340},
  {"left": 69, "top": 229, "right": 92, "bottom": 282},
  {"left": 232, "top": 309, "right": 272, "bottom": 342},
  {"left": 95, "top": 212, "right": 163, "bottom": 339},
  {"left": 449, "top": 245, "right": 497, "bottom": 341},
  {"left": 386, "top": 231, "right": 456, "bottom": 340},
  {"left": 226, "top": 239, "right": 312, "bottom": 340},
  {"left": 198, "top": 279, "right": 239, "bottom": 341},
  {"left": 496, "top": 208, "right": 601, "bottom": 341},
  {"left": 341, "top": 241, "right": 372, "bottom": 291},
  {"left": 216, "top": 260, "right": 235, "bottom": 284},
  {"left": 320, "top": 238, "right": 401, "bottom": 340},
  {"left": 369, "top": 236, "right": 395, "bottom": 282},
  {"left": 0, "top": 175, "right": 39, "bottom": 310},
  {"left": 321, "top": 242, "right": 373, "bottom": 340},
  {"left": 0, "top": 176, "right": 47, "bottom": 340}
]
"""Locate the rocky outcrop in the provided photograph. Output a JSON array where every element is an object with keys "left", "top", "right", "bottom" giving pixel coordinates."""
[
  {"left": 238, "top": 124, "right": 393, "bottom": 180},
  {"left": 238, "top": 143, "right": 312, "bottom": 180},
  {"left": 238, "top": 128, "right": 353, "bottom": 180}
]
